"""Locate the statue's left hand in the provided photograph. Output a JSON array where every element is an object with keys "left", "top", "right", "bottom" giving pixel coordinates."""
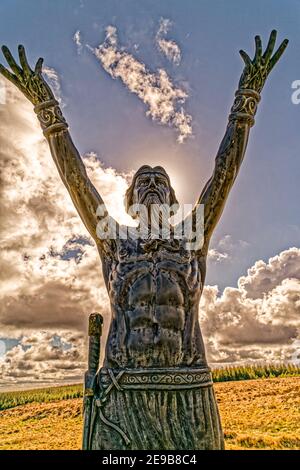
[
  {"left": 238, "top": 30, "right": 288, "bottom": 93},
  {"left": 0, "top": 44, "right": 55, "bottom": 105}
]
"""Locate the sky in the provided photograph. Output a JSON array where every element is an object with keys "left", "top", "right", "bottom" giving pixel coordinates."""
[{"left": 0, "top": 0, "right": 299, "bottom": 389}]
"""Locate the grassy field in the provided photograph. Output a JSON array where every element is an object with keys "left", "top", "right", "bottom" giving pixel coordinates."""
[
  {"left": 1, "top": 364, "right": 299, "bottom": 411},
  {"left": 0, "top": 366, "right": 299, "bottom": 450}
]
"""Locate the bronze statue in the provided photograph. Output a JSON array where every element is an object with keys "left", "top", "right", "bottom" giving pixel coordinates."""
[{"left": 0, "top": 30, "right": 288, "bottom": 450}]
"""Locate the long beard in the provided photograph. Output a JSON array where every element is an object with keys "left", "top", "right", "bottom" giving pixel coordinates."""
[{"left": 139, "top": 202, "right": 171, "bottom": 239}]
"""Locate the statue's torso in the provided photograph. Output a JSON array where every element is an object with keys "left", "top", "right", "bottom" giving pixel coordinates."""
[{"left": 99, "top": 236, "right": 208, "bottom": 368}]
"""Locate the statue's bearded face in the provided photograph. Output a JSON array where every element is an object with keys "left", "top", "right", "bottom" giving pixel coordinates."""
[{"left": 132, "top": 171, "right": 171, "bottom": 208}]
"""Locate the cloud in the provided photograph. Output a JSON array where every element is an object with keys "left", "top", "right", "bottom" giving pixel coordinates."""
[
  {"left": 73, "top": 30, "right": 83, "bottom": 54},
  {"left": 156, "top": 18, "right": 181, "bottom": 65},
  {"left": 218, "top": 234, "right": 249, "bottom": 252},
  {"left": 0, "top": 339, "right": 5, "bottom": 357},
  {"left": 200, "top": 248, "right": 300, "bottom": 365},
  {"left": 43, "top": 66, "right": 63, "bottom": 105},
  {"left": 0, "top": 331, "right": 86, "bottom": 388},
  {"left": 238, "top": 247, "right": 300, "bottom": 299},
  {"left": 0, "top": 81, "right": 131, "bottom": 343},
  {"left": 0, "top": 82, "right": 299, "bottom": 387},
  {"left": 208, "top": 248, "right": 229, "bottom": 263},
  {"left": 0, "top": 76, "right": 6, "bottom": 104},
  {"left": 208, "top": 235, "right": 250, "bottom": 264},
  {"left": 89, "top": 25, "right": 192, "bottom": 143}
]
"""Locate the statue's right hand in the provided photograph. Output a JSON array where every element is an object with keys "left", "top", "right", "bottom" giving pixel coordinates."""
[{"left": 0, "top": 44, "right": 55, "bottom": 105}]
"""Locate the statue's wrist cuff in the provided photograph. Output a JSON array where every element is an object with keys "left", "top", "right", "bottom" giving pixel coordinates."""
[
  {"left": 229, "top": 89, "right": 261, "bottom": 126},
  {"left": 34, "top": 99, "right": 68, "bottom": 137}
]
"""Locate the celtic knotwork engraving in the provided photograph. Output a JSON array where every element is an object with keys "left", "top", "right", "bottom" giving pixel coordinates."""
[
  {"left": 238, "top": 31, "right": 288, "bottom": 95},
  {"left": 239, "top": 63, "right": 268, "bottom": 93},
  {"left": 24, "top": 72, "right": 54, "bottom": 104}
]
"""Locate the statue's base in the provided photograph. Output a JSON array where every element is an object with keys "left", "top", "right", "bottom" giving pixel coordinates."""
[{"left": 86, "top": 367, "right": 224, "bottom": 450}]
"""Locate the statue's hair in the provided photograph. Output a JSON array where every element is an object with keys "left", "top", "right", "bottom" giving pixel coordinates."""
[{"left": 125, "top": 165, "right": 178, "bottom": 213}]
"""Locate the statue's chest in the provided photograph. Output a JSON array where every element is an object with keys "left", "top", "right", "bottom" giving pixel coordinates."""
[{"left": 107, "top": 238, "right": 202, "bottom": 303}]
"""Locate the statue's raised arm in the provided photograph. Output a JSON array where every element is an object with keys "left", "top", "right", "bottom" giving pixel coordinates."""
[
  {"left": 0, "top": 45, "right": 112, "bottom": 245},
  {"left": 194, "top": 30, "right": 288, "bottom": 253}
]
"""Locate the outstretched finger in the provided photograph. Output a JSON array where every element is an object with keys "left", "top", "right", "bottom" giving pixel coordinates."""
[
  {"left": 1, "top": 45, "right": 22, "bottom": 78},
  {"left": 35, "top": 57, "right": 44, "bottom": 74},
  {"left": 18, "top": 45, "right": 32, "bottom": 75},
  {"left": 0, "top": 63, "right": 20, "bottom": 87},
  {"left": 269, "top": 38, "right": 289, "bottom": 72},
  {"left": 239, "top": 49, "right": 252, "bottom": 67},
  {"left": 254, "top": 35, "right": 262, "bottom": 61},
  {"left": 262, "top": 30, "right": 277, "bottom": 62}
]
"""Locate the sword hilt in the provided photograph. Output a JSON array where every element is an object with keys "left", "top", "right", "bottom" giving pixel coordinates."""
[{"left": 85, "top": 312, "right": 103, "bottom": 396}]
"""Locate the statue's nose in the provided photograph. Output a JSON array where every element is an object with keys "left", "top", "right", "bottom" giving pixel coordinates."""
[{"left": 149, "top": 176, "right": 157, "bottom": 188}]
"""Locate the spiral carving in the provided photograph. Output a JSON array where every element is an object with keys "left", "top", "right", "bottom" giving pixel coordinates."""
[
  {"left": 229, "top": 89, "right": 261, "bottom": 126},
  {"left": 99, "top": 367, "right": 213, "bottom": 390},
  {"left": 34, "top": 99, "right": 68, "bottom": 136}
]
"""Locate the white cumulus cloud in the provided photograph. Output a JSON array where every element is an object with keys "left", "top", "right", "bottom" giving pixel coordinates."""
[
  {"left": 89, "top": 25, "right": 192, "bottom": 143},
  {"left": 238, "top": 247, "right": 300, "bottom": 299},
  {"left": 201, "top": 247, "right": 300, "bottom": 365}
]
